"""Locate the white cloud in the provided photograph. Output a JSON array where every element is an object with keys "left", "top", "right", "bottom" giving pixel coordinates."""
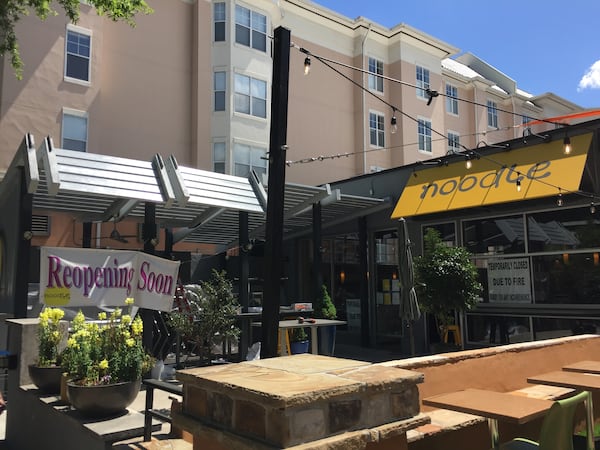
[{"left": 578, "top": 60, "right": 600, "bottom": 91}]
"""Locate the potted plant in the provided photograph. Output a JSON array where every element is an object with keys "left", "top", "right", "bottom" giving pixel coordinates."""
[
  {"left": 289, "top": 327, "right": 310, "bottom": 354},
  {"left": 61, "top": 298, "right": 155, "bottom": 418},
  {"left": 314, "top": 284, "right": 338, "bottom": 356},
  {"left": 414, "top": 228, "right": 482, "bottom": 352},
  {"left": 168, "top": 270, "right": 240, "bottom": 365},
  {"left": 29, "top": 307, "right": 67, "bottom": 394}
]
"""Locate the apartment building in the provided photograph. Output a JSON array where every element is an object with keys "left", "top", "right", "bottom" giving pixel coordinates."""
[{"left": 0, "top": 0, "right": 583, "bottom": 187}]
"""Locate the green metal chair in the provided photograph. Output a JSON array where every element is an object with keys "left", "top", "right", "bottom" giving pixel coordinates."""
[{"left": 500, "top": 390, "right": 589, "bottom": 450}]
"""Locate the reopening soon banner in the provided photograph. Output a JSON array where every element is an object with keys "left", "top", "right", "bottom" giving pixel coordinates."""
[{"left": 40, "top": 247, "right": 180, "bottom": 311}]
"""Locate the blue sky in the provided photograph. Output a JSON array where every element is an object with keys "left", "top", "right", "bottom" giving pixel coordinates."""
[{"left": 312, "top": 0, "right": 600, "bottom": 110}]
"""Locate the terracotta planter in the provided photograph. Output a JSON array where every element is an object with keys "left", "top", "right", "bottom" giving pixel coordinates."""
[
  {"left": 28, "top": 364, "right": 63, "bottom": 394},
  {"left": 67, "top": 379, "right": 141, "bottom": 418}
]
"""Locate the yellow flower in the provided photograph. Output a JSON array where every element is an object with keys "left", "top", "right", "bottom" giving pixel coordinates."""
[
  {"left": 98, "top": 359, "right": 109, "bottom": 370},
  {"left": 121, "top": 314, "right": 131, "bottom": 326},
  {"left": 131, "top": 317, "right": 143, "bottom": 335},
  {"left": 126, "top": 338, "right": 135, "bottom": 347},
  {"left": 49, "top": 308, "right": 64, "bottom": 323},
  {"left": 67, "top": 337, "right": 77, "bottom": 348},
  {"left": 125, "top": 298, "right": 134, "bottom": 306},
  {"left": 98, "top": 312, "right": 107, "bottom": 321}
]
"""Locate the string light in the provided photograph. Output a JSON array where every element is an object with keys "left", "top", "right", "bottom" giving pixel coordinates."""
[
  {"left": 390, "top": 110, "right": 398, "bottom": 134},
  {"left": 563, "top": 136, "right": 572, "bottom": 155},
  {"left": 290, "top": 43, "right": 600, "bottom": 207},
  {"left": 557, "top": 189, "right": 564, "bottom": 207},
  {"left": 591, "top": 202, "right": 596, "bottom": 214},
  {"left": 465, "top": 154, "right": 472, "bottom": 169},
  {"left": 304, "top": 56, "right": 311, "bottom": 75}
]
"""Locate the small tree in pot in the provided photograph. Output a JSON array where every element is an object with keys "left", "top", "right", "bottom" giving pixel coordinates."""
[
  {"left": 414, "top": 228, "right": 482, "bottom": 350},
  {"left": 314, "top": 284, "right": 337, "bottom": 355}
]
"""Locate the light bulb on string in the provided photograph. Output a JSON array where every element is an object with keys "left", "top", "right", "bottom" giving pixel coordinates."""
[
  {"left": 556, "top": 189, "right": 563, "bottom": 207},
  {"left": 390, "top": 114, "right": 397, "bottom": 134},
  {"left": 465, "top": 155, "right": 472, "bottom": 169},
  {"left": 304, "top": 56, "right": 311, "bottom": 75},
  {"left": 563, "top": 136, "right": 571, "bottom": 155},
  {"left": 516, "top": 178, "right": 521, "bottom": 192},
  {"left": 591, "top": 202, "right": 596, "bottom": 214}
]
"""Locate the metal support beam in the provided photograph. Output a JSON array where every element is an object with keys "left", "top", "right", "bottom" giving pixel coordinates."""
[{"left": 261, "top": 26, "right": 290, "bottom": 359}]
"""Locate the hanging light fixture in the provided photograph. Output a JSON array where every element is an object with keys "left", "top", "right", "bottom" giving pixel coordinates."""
[
  {"left": 304, "top": 56, "right": 311, "bottom": 75},
  {"left": 390, "top": 113, "right": 398, "bottom": 134},
  {"left": 516, "top": 178, "right": 522, "bottom": 192},
  {"left": 563, "top": 136, "right": 572, "bottom": 155},
  {"left": 465, "top": 154, "right": 472, "bottom": 169},
  {"left": 556, "top": 189, "right": 564, "bottom": 207},
  {"left": 591, "top": 202, "right": 596, "bottom": 214}
]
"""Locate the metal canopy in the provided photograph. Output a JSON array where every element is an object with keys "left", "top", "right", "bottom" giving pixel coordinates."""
[{"left": 20, "top": 135, "right": 387, "bottom": 247}]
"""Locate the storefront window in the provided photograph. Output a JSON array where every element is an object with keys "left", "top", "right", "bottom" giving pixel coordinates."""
[
  {"left": 463, "top": 215, "right": 526, "bottom": 255},
  {"left": 532, "top": 317, "right": 600, "bottom": 339},
  {"left": 375, "top": 230, "right": 403, "bottom": 342},
  {"left": 527, "top": 207, "right": 598, "bottom": 253},
  {"left": 466, "top": 314, "right": 531, "bottom": 345},
  {"left": 421, "top": 222, "right": 456, "bottom": 246},
  {"left": 532, "top": 252, "right": 600, "bottom": 304}
]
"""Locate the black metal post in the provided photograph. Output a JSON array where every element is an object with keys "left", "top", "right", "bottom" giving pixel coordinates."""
[
  {"left": 239, "top": 211, "right": 250, "bottom": 361},
  {"left": 15, "top": 168, "right": 32, "bottom": 319},
  {"left": 261, "top": 26, "right": 291, "bottom": 359},
  {"left": 358, "top": 217, "right": 370, "bottom": 346},
  {"left": 312, "top": 203, "right": 323, "bottom": 300},
  {"left": 141, "top": 203, "right": 157, "bottom": 352},
  {"left": 82, "top": 222, "right": 92, "bottom": 248}
]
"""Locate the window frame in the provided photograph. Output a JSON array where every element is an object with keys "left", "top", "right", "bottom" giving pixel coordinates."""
[
  {"left": 417, "top": 117, "right": 432, "bottom": 153},
  {"left": 61, "top": 108, "right": 88, "bottom": 152},
  {"left": 234, "top": 73, "right": 267, "bottom": 119},
  {"left": 416, "top": 65, "right": 430, "bottom": 99},
  {"left": 445, "top": 83, "right": 459, "bottom": 115},
  {"left": 447, "top": 130, "right": 460, "bottom": 154},
  {"left": 64, "top": 25, "right": 92, "bottom": 85},
  {"left": 487, "top": 100, "right": 499, "bottom": 128},
  {"left": 213, "top": 2, "right": 226, "bottom": 42},
  {"left": 369, "top": 111, "right": 385, "bottom": 148},
  {"left": 234, "top": 5, "right": 267, "bottom": 52},
  {"left": 214, "top": 71, "right": 226, "bottom": 112},
  {"left": 368, "top": 57, "right": 384, "bottom": 93},
  {"left": 233, "top": 142, "right": 267, "bottom": 178},
  {"left": 213, "top": 141, "right": 226, "bottom": 173}
]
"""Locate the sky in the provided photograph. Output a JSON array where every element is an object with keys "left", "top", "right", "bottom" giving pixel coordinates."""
[{"left": 311, "top": 0, "right": 600, "bottom": 109}]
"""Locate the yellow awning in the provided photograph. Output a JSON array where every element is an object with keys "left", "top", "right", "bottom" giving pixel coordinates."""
[{"left": 391, "top": 133, "right": 593, "bottom": 218}]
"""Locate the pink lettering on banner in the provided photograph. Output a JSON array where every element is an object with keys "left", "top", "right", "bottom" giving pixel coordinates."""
[
  {"left": 137, "top": 261, "right": 174, "bottom": 295},
  {"left": 45, "top": 255, "right": 135, "bottom": 297}
]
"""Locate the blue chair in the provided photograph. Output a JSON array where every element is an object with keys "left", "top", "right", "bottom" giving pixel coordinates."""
[{"left": 500, "top": 390, "right": 588, "bottom": 450}]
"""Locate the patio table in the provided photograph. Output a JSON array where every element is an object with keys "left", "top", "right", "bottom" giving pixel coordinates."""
[
  {"left": 527, "top": 370, "right": 600, "bottom": 450},
  {"left": 563, "top": 360, "right": 600, "bottom": 375},
  {"left": 252, "top": 318, "right": 346, "bottom": 355},
  {"left": 422, "top": 388, "right": 552, "bottom": 450}
]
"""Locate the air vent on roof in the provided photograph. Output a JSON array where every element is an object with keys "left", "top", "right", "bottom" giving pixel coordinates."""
[{"left": 31, "top": 215, "right": 51, "bottom": 236}]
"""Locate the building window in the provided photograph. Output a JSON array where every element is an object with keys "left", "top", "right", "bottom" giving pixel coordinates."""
[
  {"left": 213, "top": 142, "right": 226, "bottom": 173},
  {"left": 234, "top": 74, "right": 267, "bottom": 118},
  {"left": 368, "top": 57, "right": 383, "bottom": 93},
  {"left": 65, "top": 27, "right": 91, "bottom": 82},
  {"left": 62, "top": 110, "right": 88, "bottom": 152},
  {"left": 369, "top": 112, "right": 385, "bottom": 147},
  {"left": 214, "top": 2, "right": 226, "bottom": 42},
  {"left": 448, "top": 131, "right": 460, "bottom": 153},
  {"left": 235, "top": 5, "right": 267, "bottom": 52},
  {"left": 234, "top": 143, "right": 267, "bottom": 178},
  {"left": 416, "top": 66, "right": 430, "bottom": 99},
  {"left": 445, "top": 84, "right": 458, "bottom": 115},
  {"left": 522, "top": 115, "right": 532, "bottom": 126},
  {"left": 214, "top": 71, "right": 226, "bottom": 111},
  {"left": 487, "top": 100, "right": 498, "bottom": 128},
  {"left": 418, "top": 118, "right": 432, "bottom": 152}
]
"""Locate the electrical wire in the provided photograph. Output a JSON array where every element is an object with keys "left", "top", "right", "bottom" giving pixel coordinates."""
[{"left": 291, "top": 44, "right": 600, "bottom": 205}]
